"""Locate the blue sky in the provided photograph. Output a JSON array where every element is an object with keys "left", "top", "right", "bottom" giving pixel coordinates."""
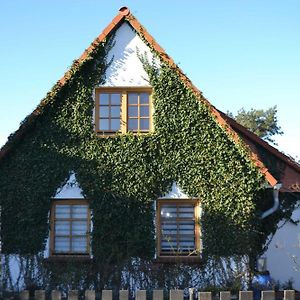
[{"left": 0, "top": 1, "right": 299, "bottom": 158}]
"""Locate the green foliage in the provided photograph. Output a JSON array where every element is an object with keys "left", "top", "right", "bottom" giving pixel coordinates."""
[
  {"left": 1, "top": 255, "right": 249, "bottom": 293},
  {"left": 0, "top": 23, "right": 295, "bottom": 290},
  {"left": 229, "top": 106, "right": 283, "bottom": 144},
  {"left": 90, "top": 192, "right": 155, "bottom": 263},
  {"left": 142, "top": 57, "right": 268, "bottom": 257}
]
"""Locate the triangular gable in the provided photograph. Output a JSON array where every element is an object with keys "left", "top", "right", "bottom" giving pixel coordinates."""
[
  {"left": 2, "top": 6, "right": 299, "bottom": 189},
  {"left": 103, "top": 22, "right": 154, "bottom": 87},
  {"left": 54, "top": 172, "right": 84, "bottom": 199},
  {"left": 160, "top": 182, "right": 190, "bottom": 199}
]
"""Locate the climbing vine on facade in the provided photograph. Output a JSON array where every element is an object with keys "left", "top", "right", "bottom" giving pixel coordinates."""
[{"left": 0, "top": 20, "right": 296, "bottom": 291}]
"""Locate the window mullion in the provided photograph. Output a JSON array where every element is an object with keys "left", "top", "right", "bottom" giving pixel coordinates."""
[
  {"left": 176, "top": 204, "right": 179, "bottom": 252},
  {"left": 158, "top": 202, "right": 162, "bottom": 256},
  {"left": 69, "top": 205, "right": 72, "bottom": 253},
  {"left": 122, "top": 92, "right": 127, "bottom": 134},
  {"left": 95, "top": 92, "right": 100, "bottom": 132},
  {"left": 86, "top": 213, "right": 89, "bottom": 254},
  {"left": 138, "top": 93, "right": 140, "bottom": 131},
  {"left": 108, "top": 95, "right": 111, "bottom": 131},
  {"left": 149, "top": 94, "right": 152, "bottom": 131}
]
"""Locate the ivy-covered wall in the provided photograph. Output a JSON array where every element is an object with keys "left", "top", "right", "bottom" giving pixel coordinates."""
[{"left": 0, "top": 21, "right": 293, "bottom": 289}]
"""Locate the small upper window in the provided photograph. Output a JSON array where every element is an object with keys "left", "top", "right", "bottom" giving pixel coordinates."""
[
  {"left": 95, "top": 88, "right": 152, "bottom": 135},
  {"left": 50, "top": 200, "right": 90, "bottom": 256},
  {"left": 156, "top": 199, "right": 200, "bottom": 258}
]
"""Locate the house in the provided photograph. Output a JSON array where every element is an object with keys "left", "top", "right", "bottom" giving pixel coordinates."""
[
  {"left": 263, "top": 202, "right": 300, "bottom": 289},
  {"left": 1, "top": 6, "right": 300, "bottom": 291}
]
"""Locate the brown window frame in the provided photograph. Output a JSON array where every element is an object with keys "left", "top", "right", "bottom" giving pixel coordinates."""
[
  {"left": 156, "top": 199, "right": 201, "bottom": 259},
  {"left": 95, "top": 87, "right": 153, "bottom": 135},
  {"left": 50, "top": 199, "right": 91, "bottom": 257}
]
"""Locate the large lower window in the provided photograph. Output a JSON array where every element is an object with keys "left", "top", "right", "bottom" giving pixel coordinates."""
[
  {"left": 95, "top": 88, "right": 152, "bottom": 135},
  {"left": 156, "top": 199, "right": 200, "bottom": 257},
  {"left": 50, "top": 200, "right": 90, "bottom": 256}
]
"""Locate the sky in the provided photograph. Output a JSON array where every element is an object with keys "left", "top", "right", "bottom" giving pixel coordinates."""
[{"left": 0, "top": 0, "right": 299, "bottom": 159}]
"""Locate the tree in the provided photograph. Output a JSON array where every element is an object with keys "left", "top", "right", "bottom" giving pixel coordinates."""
[{"left": 228, "top": 106, "right": 283, "bottom": 145}]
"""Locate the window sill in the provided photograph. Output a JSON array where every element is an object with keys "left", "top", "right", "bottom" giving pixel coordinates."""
[
  {"left": 95, "top": 131, "right": 152, "bottom": 137},
  {"left": 44, "top": 255, "right": 92, "bottom": 264},
  {"left": 153, "top": 255, "right": 202, "bottom": 264}
]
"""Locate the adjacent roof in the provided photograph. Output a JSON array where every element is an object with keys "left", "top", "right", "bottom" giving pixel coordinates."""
[
  {"left": 220, "top": 111, "right": 300, "bottom": 192},
  {"left": 1, "top": 7, "right": 300, "bottom": 192}
]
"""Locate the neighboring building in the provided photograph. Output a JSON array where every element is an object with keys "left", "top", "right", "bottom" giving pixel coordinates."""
[
  {"left": 264, "top": 202, "right": 300, "bottom": 290},
  {"left": 0, "top": 7, "right": 299, "bottom": 290}
]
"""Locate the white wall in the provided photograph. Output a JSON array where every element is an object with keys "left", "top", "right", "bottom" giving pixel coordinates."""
[
  {"left": 101, "top": 22, "right": 155, "bottom": 87},
  {"left": 160, "top": 182, "right": 190, "bottom": 199},
  {"left": 54, "top": 172, "right": 84, "bottom": 199},
  {"left": 264, "top": 203, "right": 300, "bottom": 290}
]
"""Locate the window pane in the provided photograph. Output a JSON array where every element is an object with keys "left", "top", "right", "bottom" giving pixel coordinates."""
[
  {"left": 178, "top": 205, "right": 194, "bottom": 212},
  {"left": 140, "top": 93, "right": 149, "bottom": 104},
  {"left": 128, "top": 119, "right": 138, "bottom": 131},
  {"left": 72, "top": 221, "right": 87, "bottom": 235},
  {"left": 162, "top": 223, "right": 177, "bottom": 235},
  {"left": 178, "top": 206, "right": 194, "bottom": 218},
  {"left": 161, "top": 205, "right": 177, "bottom": 218},
  {"left": 55, "top": 205, "right": 71, "bottom": 218},
  {"left": 128, "top": 106, "right": 138, "bottom": 117},
  {"left": 178, "top": 221, "right": 194, "bottom": 233},
  {"left": 99, "top": 94, "right": 109, "bottom": 105},
  {"left": 161, "top": 239, "right": 177, "bottom": 249},
  {"left": 140, "top": 106, "right": 149, "bottom": 117},
  {"left": 111, "top": 106, "right": 120, "bottom": 118},
  {"left": 178, "top": 213, "right": 194, "bottom": 218},
  {"left": 72, "top": 205, "right": 88, "bottom": 218},
  {"left": 128, "top": 93, "right": 138, "bottom": 104},
  {"left": 99, "top": 106, "right": 109, "bottom": 118},
  {"left": 72, "top": 237, "right": 87, "bottom": 252},
  {"left": 99, "top": 119, "right": 109, "bottom": 131},
  {"left": 111, "top": 119, "right": 120, "bottom": 131},
  {"left": 159, "top": 201, "right": 197, "bottom": 255},
  {"left": 55, "top": 237, "right": 70, "bottom": 252},
  {"left": 55, "top": 221, "right": 70, "bottom": 235},
  {"left": 111, "top": 93, "right": 121, "bottom": 105},
  {"left": 140, "top": 119, "right": 149, "bottom": 130},
  {"left": 178, "top": 236, "right": 195, "bottom": 249}
]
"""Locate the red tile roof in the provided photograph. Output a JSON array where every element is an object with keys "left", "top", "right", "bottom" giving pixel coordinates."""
[
  {"left": 220, "top": 111, "right": 300, "bottom": 174},
  {"left": 220, "top": 112, "right": 300, "bottom": 192},
  {"left": 1, "top": 7, "right": 300, "bottom": 191}
]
